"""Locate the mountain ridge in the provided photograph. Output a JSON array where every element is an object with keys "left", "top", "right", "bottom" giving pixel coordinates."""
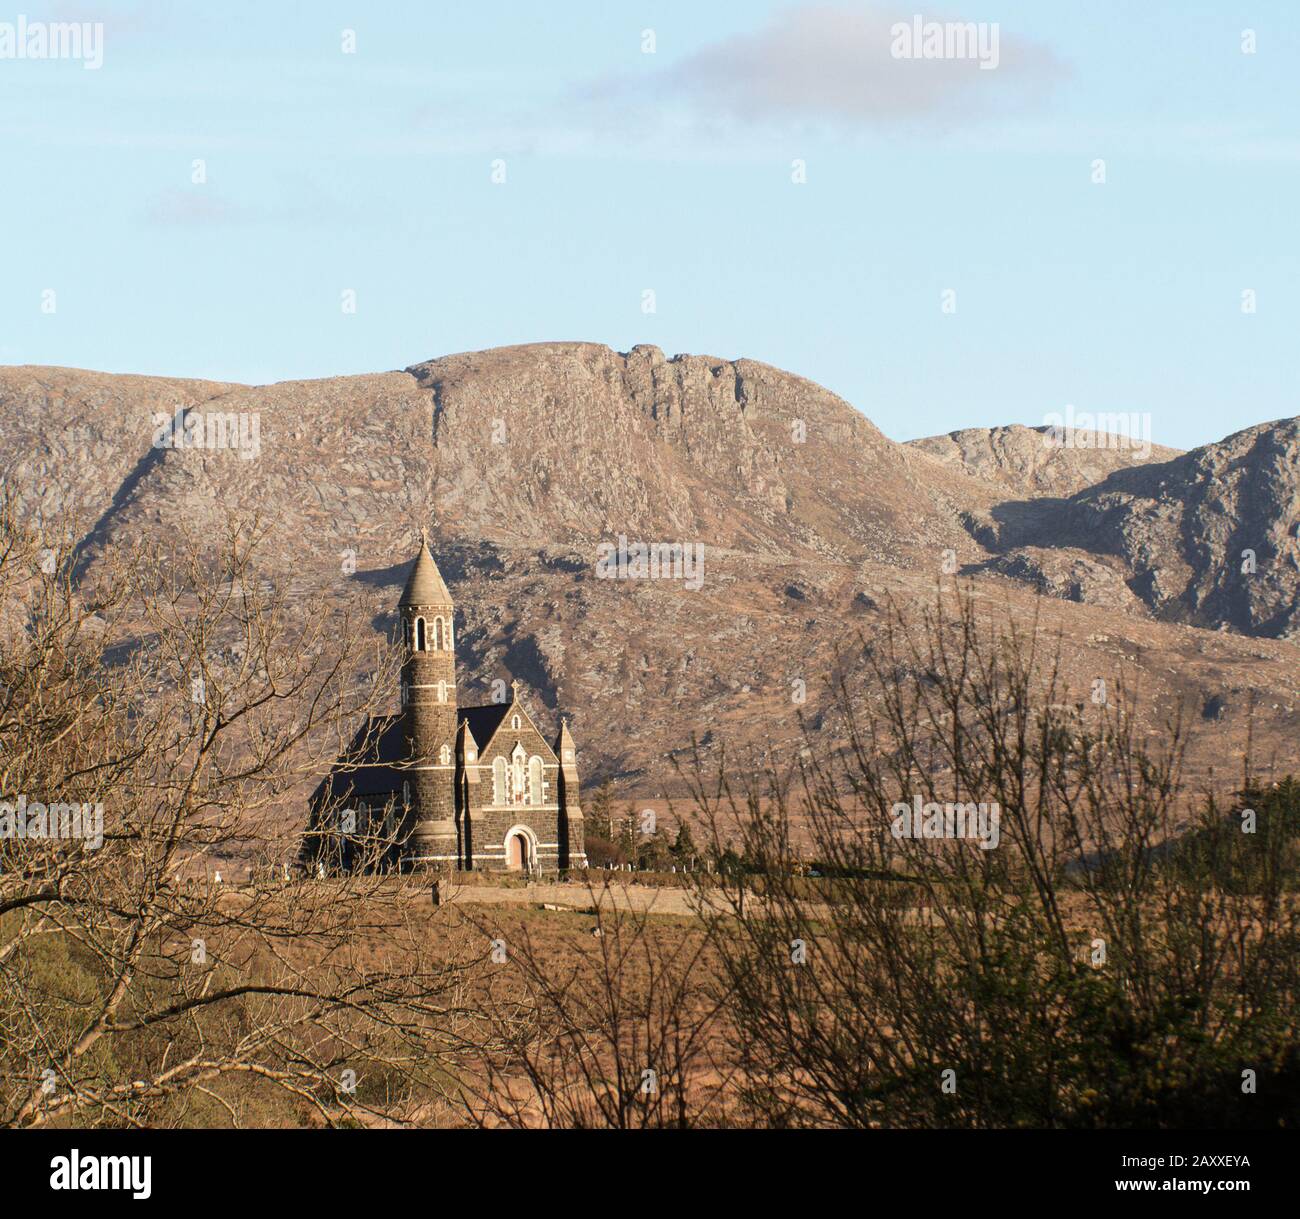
[{"left": 2, "top": 343, "right": 1296, "bottom": 798}]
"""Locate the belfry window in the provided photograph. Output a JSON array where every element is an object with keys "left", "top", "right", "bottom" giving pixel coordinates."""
[
  {"left": 434, "top": 617, "right": 445, "bottom": 650},
  {"left": 415, "top": 617, "right": 426, "bottom": 651}
]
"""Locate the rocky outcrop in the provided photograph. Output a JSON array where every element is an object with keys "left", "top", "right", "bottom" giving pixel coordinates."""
[
  {"left": 0, "top": 365, "right": 235, "bottom": 534},
  {"left": 909, "top": 423, "right": 1181, "bottom": 497},
  {"left": 403, "top": 342, "right": 995, "bottom": 565},
  {"left": 1006, "top": 420, "right": 1300, "bottom": 638},
  {"left": 974, "top": 547, "right": 1143, "bottom": 611}
]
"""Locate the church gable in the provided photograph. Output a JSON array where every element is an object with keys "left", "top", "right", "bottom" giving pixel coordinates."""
[
  {"left": 472, "top": 699, "right": 560, "bottom": 812},
  {"left": 476, "top": 699, "right": 558, "bottom": 766}
]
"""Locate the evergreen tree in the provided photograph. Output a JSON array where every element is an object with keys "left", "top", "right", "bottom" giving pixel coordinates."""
[
  {"left": 672, "top": 820, "right": 697, "bottom": 869},
  {"left": 587, "top": 780, "right": 616, "bottom": 843}
]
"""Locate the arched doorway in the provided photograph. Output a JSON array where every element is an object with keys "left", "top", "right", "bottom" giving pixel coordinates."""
[{"left": 504, "top": 825, "right": 535, "bottom": 872}]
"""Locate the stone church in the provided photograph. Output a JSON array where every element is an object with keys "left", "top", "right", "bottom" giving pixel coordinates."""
[{"left": 307, "top": 535, "right": 586, "bottom": 873}]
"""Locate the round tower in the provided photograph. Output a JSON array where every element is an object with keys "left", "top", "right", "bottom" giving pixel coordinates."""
[{"left": 398, "top": 532, "right": 459, "bottom": 867}]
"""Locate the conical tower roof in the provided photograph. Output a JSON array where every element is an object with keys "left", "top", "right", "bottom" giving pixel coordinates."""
[{"left": 399, "top": 533, "right": 453, "bottom": 607}]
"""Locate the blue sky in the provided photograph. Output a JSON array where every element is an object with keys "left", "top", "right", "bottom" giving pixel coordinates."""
[{"left": 1, "top": 0, "right": 1297, "bottom": 449}]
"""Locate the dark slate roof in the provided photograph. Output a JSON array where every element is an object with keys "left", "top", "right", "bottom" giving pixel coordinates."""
[
  {"left": 459, "top": 703, "right": 511, "bottom": 749},
  {"left": 316, "top": 704, "right": 519, "bottom": 805},
  {"left": 314, "top": 715, "right": 405, "bottom": 802},
  {"left": 399, "top": 538, "right": 454, "bottom": 608}
]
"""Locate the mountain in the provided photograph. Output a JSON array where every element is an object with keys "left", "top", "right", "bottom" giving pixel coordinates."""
[
  {"left": 2, "top": 345, "right": 1296, "bottom": 802},
  {"left": 908, "top": 424, "right": 1182, "bottom": 497},
  {"left": 950, "top": 419, "right": 1300, "bottom": 638}
]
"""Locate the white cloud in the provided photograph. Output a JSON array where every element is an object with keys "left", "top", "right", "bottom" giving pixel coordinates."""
[
  {"left": 141, "top": 180, "right": 353, "bottom": 229},
  {"left": 144, "top": 189, "right": 247, "bottom": 227},
  {"left": 580, "top": 4, "right": 1067, "bottom": 133}
]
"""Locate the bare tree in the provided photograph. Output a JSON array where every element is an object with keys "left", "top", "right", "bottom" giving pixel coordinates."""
[
  {"left": 0, "top": 499, "right": 493, "bottom": 1128},
  {"left": 683, "top": 586, "right": 1300, "bottom": 1128},
  {"left": 460, "top": 880, "right": 739, "bottom": 1128}
]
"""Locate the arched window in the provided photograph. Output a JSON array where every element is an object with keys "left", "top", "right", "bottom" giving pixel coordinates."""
[
  {"left": 529, "top": 756, "right": 544, "bottom": 805},
  {"left": 403, "top": 619, "right": 411, "bottom": 649},
  {"left": 493, "top": 757, "right": 508, "bottom": 805},
  {"left": 434, "top": 617, "right": 445, "bottom": 650},
  {"left": 437, "top": 681, "right": 448, "bottom": 703},
  {"left": 415, "top": 617, "right": 426, "bottom": 651},
  {"left": 400, "top": 680, "right": 408, "bottom": 707},
  {"left": 511, "top": 714, "right": 521, "bottom": 730},
  {"left": 439, "top": 744, "right": 451, "bottom": 765},
  {"left": 512, "top": 746, "right": 527, "bottom": 805},
  {"left": 403, "top": 780, "right": 411, "bottom": 807}
]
